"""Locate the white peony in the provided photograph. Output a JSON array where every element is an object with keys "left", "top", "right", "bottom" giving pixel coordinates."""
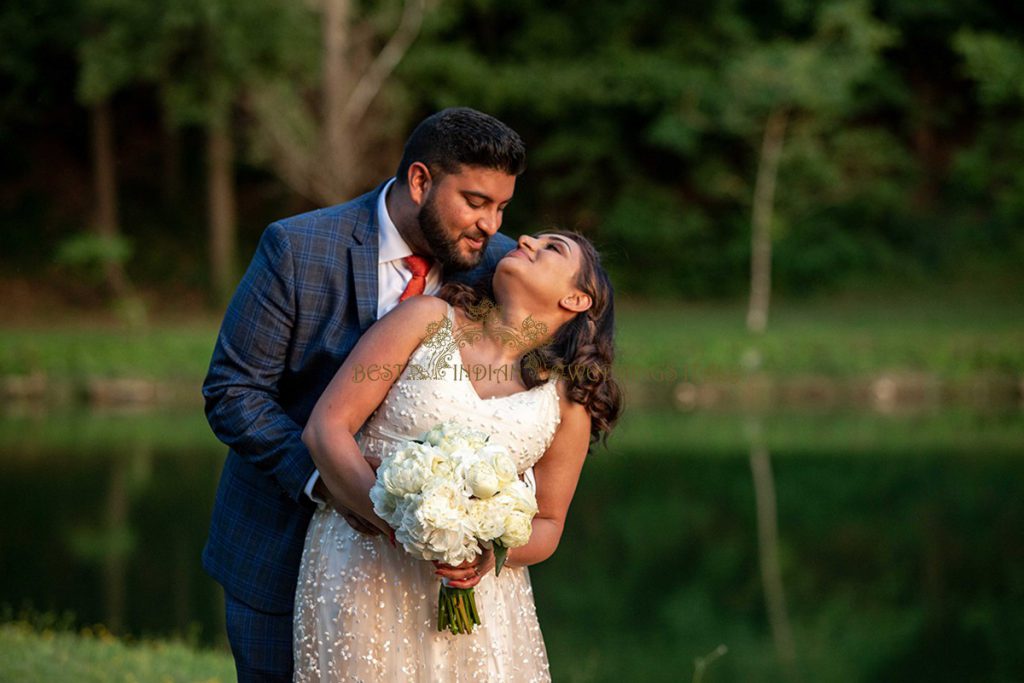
[
  {"left": 495, "top": 479, "right": 538, "bottom": 516},
  {"left": 426, "top": 421, "right": 488, "bottom": 455},
  {"left": 464, "top": 459, "right": 501, "bottom": 499},
  {"left": 468, "top": 495, "right": 513, "bottom": 541},
  {"left": 396, "top": 480, "right": 475, "bottom": 564},
  {"left": 499, "top": 511, "right": 534, "bottom": 548},
  {"left": 369, "top": 480, "right": 399, "bottom": 524},
  {"left": 381, "top": 443, "right": 433, "bottom": 496},
  {"left": 374, "top": 422, "right": 536, "bottom": 568}
]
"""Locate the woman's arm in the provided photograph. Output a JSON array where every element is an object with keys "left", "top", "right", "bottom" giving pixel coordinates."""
[
  {"left": 301, "top": 295, "right": 449, "bottom": 534},
  {"left": 505, "top": 391, "right": 591, "bottom": 567}
]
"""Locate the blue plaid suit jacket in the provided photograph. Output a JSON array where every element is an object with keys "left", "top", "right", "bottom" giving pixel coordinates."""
[{"left": 202, "top": 182, "right": 515, "bottom": 613}]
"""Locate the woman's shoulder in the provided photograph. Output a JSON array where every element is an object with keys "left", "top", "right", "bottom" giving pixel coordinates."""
[
  {"left": 375, "top": 295, "right": 451, "bottom": 339},
  {"left": 553, "top": 380, "right": 591, "bottom": 424}
]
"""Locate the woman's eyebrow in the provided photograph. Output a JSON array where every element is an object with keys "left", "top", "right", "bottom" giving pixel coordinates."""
[{"left": 546, "top": 235, "right": 574, "bottom": 253}]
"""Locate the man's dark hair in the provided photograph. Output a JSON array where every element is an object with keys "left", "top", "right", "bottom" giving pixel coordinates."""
[{"left": 395, "top": 107, "right": 526, "bottom": 184}]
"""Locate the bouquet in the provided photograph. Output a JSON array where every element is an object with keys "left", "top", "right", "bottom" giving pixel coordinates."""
[{"left": 369, "top": 421, "right": 538, "bottom": 635}]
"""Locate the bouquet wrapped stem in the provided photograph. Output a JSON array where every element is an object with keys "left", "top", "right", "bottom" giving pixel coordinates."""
[{"left": 438, "top": 583, "right": 480, "bottom": 635}]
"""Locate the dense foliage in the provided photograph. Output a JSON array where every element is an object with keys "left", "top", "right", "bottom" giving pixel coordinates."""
[{"left": 1, "top": 0, "right": 1022, "bottom": 298}]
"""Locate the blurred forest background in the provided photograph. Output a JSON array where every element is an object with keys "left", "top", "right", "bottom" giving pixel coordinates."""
[
  {"left": 3, "top": 1, "right": 1024, "bottom": 681},
  {"left": 2, "top": 0, "right": 1023, "bottom": 310}
]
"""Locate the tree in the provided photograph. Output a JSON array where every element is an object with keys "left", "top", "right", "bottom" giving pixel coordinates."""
[
  {"left": 952, "top": 30, "right": 1024, "bottom": 262},
  {"left": 714, "top": 1, "right": 896, "bottom": 331},
  {"left": 154, "top": 0, "right": 317, "bottom": 304},
  {"left": 247, "top": 0, "right": 431, "bottom": 205},
  {"left": 76, "top": 0, "right": 165, "bottom": 299}
]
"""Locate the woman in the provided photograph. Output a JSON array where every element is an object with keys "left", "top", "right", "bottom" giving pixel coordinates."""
[{"left": 294, "top": 231, "right": 621, "bottom": 682}]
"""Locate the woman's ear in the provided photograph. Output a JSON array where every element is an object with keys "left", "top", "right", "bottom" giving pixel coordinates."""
[
  {"left": 407, "top": 162, "right": 433, "bottom": 206},
  {"left": 560, "top": 291, "right": 592, "bottom": 314}
]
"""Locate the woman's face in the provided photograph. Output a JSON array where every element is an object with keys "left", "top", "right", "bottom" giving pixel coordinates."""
[{"left": 496, "top": 233, "right": 590, "bottom": 313}]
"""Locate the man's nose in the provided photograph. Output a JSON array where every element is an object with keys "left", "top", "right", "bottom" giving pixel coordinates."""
[{"left": 478, "top": 208, "right": 500, "bottom": 236}]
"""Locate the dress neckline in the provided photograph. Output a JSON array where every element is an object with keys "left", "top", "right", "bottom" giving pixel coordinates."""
[{"left": 446, "top": 304, "right": 554, "bottom": 404}]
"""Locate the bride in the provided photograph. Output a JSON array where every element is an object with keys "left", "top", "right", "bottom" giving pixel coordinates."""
[{"left": 293, "top": 230, "right": 621, "bottom": 682}]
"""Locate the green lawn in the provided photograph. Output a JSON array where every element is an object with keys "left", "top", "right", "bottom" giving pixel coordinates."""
[
  {"left": 614, "top": 292, "right": 1024, "bottom": 381},
  {"left": 1, "top": 293, "right": 1021, "bottom": 384},
  {"left": 0, "top": 622, "right": 233, "bottom": 683}
]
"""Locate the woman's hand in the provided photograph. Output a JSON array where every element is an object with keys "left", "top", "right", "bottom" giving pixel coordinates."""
[{"left": 433, "top": 546, "right": 495, "bottom": 589}]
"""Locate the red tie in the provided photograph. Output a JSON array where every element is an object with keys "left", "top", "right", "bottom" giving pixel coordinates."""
[{"left": 399, "top": 254, "right": 432, "bottom": 302}]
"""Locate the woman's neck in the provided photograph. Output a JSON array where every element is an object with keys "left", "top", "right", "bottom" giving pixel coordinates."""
[{"left": 458, "top": 299, "right": 554, "bottom": 363}]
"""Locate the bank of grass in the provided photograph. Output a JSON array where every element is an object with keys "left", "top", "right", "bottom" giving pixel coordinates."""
[
  {"left": 615, "top": 290, "right": 1024, "bottom": 381},
  {"left": 0, "top": 621, "right": 233, "bottom": 683},
  {"left": 0, "top": 323, "right": 218, "bottom": 381},
  {"left": 0, "top": 291, "right": 1022, "bottom": 384}
]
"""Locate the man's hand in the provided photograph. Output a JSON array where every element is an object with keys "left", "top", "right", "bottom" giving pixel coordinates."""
[
  {"left": 433, "top": 545, "right": 495, "bottom": 589},
  {"left": 313, "top": 478, "right": 382, "bottom": 536}
]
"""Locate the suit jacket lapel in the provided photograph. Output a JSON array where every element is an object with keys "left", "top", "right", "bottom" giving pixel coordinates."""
[{"left": 350, "top": 182, "right": 388, "bottom": 332}]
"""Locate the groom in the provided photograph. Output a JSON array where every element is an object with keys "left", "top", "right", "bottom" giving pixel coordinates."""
[{"left": 202, "top": 107, "right": 525, "bottom": 681}]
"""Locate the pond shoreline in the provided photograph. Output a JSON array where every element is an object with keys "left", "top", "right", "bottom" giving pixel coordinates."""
[{"left": 3, "top": 371, "right": 1021, "bottom": 412}]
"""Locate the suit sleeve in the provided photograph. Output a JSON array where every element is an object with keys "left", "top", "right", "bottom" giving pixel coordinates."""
[{"left": 202, "top": 221, "right": 315, "bottom": 504}]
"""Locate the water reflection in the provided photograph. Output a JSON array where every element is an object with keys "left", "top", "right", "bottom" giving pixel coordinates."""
[
  {"left": 0, "top": 411, "right": 226, "bottom": 644},
  {"left": 1, "top": 408, "right": 1022, "bottom": 681}
]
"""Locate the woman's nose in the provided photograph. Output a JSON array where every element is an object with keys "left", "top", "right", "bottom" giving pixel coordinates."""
[{"left": 518, "top": 234, "right": 538, "bottom": 250}]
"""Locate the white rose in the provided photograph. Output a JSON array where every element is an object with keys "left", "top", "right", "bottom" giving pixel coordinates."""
[
  {"left": 464, "top": 459, "right": 500, "bottom": 499},
  {"left": 486, "top": 448, "right": 518, "bottom": 490},
  {"left": 499, "top": 511, "right": 533, "bottom": 548}
]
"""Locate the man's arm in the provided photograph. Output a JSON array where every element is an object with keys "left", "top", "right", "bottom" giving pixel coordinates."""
[{"left": 202, "top": 221, "right": 313, "bottom": 503}]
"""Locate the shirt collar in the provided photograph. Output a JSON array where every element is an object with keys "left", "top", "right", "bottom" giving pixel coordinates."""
[{"left": 377, "top": 178, "right": 414, "bottom": 265}]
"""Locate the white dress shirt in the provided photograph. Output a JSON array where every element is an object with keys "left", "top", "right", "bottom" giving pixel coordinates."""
[{"left": 304, "top": 178, "right": 442, "bottom": 503}]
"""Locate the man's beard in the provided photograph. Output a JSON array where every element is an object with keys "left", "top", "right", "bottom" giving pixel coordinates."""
[{"left": 418, "top": 192, "right": 487, "bottom": 273}]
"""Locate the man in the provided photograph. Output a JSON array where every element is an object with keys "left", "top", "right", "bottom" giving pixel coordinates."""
[{"left": 202, "top": 107, "right": 526, "bottom": 681}]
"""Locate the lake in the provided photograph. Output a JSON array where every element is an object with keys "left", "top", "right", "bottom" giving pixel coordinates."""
[{"left": 1, "top": 407, "right": 1022, "bottom": 682}]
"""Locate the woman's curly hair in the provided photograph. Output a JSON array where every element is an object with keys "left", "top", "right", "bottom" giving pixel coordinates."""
[{"left": 440, "top": 230, "right": 622, "bottom": 446}]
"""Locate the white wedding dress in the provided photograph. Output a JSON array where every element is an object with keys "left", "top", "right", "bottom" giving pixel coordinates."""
[{"left": 294, "top": 305, "right": 560, "bottom": 682}]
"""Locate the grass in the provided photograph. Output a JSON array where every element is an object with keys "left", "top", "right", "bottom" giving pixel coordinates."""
[
  {"left": 0, "top": 324, "right": 218, "bottom": 381},
  {"left": 614, "top": 291, "right": 1024, "bottom": 381},
  {"left": 0, "top": 292, "right": 1021, "bottom": 390},
  {"left": 0, "top": 622, "right": 233, "bottom": 683}
]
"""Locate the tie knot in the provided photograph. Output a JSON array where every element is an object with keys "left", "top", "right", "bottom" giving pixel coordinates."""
[{"left": 403, "top": 254, "right": 432, "bottom": 277}]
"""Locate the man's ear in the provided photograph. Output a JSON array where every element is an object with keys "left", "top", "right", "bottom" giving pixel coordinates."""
[
  {"left": 407, "top": 162, "right": 433, "bottom": 206},
  {"left": 560, "top": 291, "right": 592, "bottom": 314}
]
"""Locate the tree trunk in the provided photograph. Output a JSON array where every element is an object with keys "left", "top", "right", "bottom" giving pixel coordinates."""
[
  {"left": 746, "top": 108, "right": 788, "bottom": 334},
  {"left": 248, "top": 0, "right": 428, "bottom": 204},
  {"left": 322, "top": 0, "right": 354, "bottom": 199},
  {"left": 207, "top": 123, "right": 237, "bottom": 306},
  {"left": 103, "top": 457, "right": 128, "bottom": 634},
  {"left": 161, "top": 120, "right": 182, "bottom": 205},
  {"left": 748, "top": 419, "right": 798, "bottom": 679},
  {"left": 90, "top": 99, "right": 127, "bottom": 297}
]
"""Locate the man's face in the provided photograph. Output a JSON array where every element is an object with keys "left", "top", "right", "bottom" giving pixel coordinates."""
[{"left": 417, "top": 165, "right": 516, "bottom": 272}]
